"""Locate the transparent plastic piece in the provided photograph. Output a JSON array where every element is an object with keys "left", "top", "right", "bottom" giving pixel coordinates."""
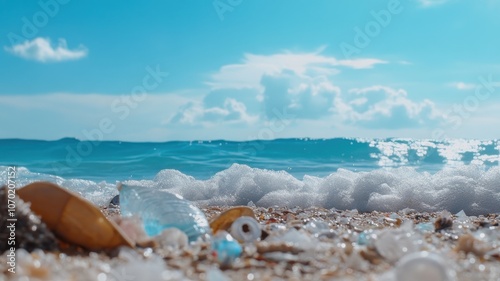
[
  {"left": 395, "top": 251, "right": 454, "bottom": 281},
  {"left": 119, "top": 184, "right": 210, "bottom": 242}
]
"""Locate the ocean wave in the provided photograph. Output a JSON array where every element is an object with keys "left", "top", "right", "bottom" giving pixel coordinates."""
[
  {"left": 2, "top": 164, "right": 500, "bottom": 216},
  {"left": 1, "top": 138, "right": 499, "bottom": 181}
]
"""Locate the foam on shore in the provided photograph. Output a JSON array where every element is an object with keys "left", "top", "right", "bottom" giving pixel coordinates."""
[{"left": 4, "top": 164, "right": 500, "bottom": 215}]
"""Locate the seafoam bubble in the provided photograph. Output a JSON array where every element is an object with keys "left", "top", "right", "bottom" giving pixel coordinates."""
[{"left": 6, "top": 164, "right": 500, "bottom": 215}]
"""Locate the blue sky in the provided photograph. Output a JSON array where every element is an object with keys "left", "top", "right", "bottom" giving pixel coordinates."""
[{"left": 1, "top": 0, "right": 499, "bottom": 141}]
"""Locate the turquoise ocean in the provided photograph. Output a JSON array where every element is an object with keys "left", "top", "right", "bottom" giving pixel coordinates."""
[{"left": 1, "top": 138, "right": 499, "bottom": 215}]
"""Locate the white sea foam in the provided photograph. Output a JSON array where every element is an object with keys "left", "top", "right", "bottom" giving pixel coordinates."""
[{"left": 3, "top": 164, "right": 500, "bottom": 215}]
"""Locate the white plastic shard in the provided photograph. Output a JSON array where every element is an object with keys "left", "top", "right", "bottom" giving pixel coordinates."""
[
  {"left": 395, "top": 251, "right": 454, "bottom": 281},
  {"left": 230, "top": 216, "right": 261, "bottom": 243},
  {"left": 374, "top": 221, "right": 420, "bottom": 263}
]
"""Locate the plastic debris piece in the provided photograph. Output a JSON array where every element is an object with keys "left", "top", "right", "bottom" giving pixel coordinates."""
[
  {"left": 267, "top": 228, "right": 315, "bottom": 251},
  {"left": 114, "top": 247, "right": 186, "bottom": 281},
  {"left": 114, "top": 215, "right": 149, "bottom": 245},
  {"left": 390, "top": 212, "right": 400, "bottom": 219},
  {"left": 374, "top": 226, "right": 419, "bottom": 263},
  {"left": 416, "top": 222, "right": 435, "bottom": 233},
  {"left": 395, "top": 251, "right": 453, "bottom": 281},
  {"left": 304, "top": 220, "right": 337, "bottom": 239},
  {"left": 455, "top": 210, "right": 468, "bottom": 222},
  {"left": 230, "top": 216, "right": 261, "bottom": 243},
  {"left": 17, "top": 182, "right": 134, "bottom": 250},
  {"left": 211, "top": 231, "right": 242, "bottom": 266},
  {"left": 304, "top": 220, "right": 329, "bottom": 235},
  {"left": 263, "top": 252, "right": 299, "bottom": 262},
  {"left": 210, "top": 206, "right": 256, "bottom": 234},
  {"left": 357, "top": 229, "right": 377, "bottom": 246},
  {"left": 154, "top": 228, "right": 189, "bottom": 250},
  {"left": 119, "top": 184, "right": 210, "bottom": 242}
]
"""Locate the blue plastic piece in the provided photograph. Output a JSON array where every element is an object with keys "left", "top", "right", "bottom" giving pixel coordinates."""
[
  {"left": 119, "top": 184, "right": 211, "bottom": 242},
  {"left": 211, "top": 231, "right": 242, "bottom": 265}
]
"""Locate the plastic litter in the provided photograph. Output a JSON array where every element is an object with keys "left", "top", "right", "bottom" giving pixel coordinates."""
[
  {"left": 357, "top": 229, "right": 377, "bottom": 246},
  {"left": 211, "top": 231, "right": 242, "bottom": 266},
  {"left": 266, "top": 228, "right": 315, "bottom": 251},
  {"left": 119, "top": 184, "right": 210, "bottom": 242},
  {"left": 395, "top": 251, "right": 454, "bottom": 281},
  {"left": 416, "top": 222, "right": 435, "bottom": 233},
  {"left": 374, "top": 222, "right": 420, "bottom": 263},
  {"left": 230, "top": 216, "right": 261, "bottom": 243},
  {"left": 304, "top": 220, "right": 331, "bottom": 237},
  {"left": 209, "top": 206, "right": 256, "bottom": 234},
  {"left": 154, "top": 228, "right": 189, "bottom": 250}
]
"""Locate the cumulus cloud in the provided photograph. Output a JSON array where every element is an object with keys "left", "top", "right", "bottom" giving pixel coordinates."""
[
  {"left": 167, "top": 97, "right": 258, "bottom": 126},
  {"left": 261, "top": 71, "right": 341, "bottom": 119},
  {"left": 5, "top": 37, "right": 88, "bottom": 62},
  {"left": 342, "top": 86, "right": 442, "bottom": 128},
  {"left": 169, "top": 49, "right": 441, "bottom": 130},
  {"left": 208, "top": 49, "right": 387, "bottom": 90}
]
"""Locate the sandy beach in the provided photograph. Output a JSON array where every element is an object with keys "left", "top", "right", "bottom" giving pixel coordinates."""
[{"left": 2, "top": 202, "right": 500, "bottom": 281}]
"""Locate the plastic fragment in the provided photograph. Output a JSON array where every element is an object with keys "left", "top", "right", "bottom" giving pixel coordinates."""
[
  {"left": 357, "top": 229, "right": 377, "bottom": 246},
  {"left": 211, "top": 231, "right": 242, "bottom": 266},
  {"left": 154, "top": 228, "right": 189, "bottom": 250},
  {"left": 230, "top": 216, "right": 261, "bottom": 243},
  {"left": 374, "top": 223, "right": 419, "bottom": 263},
  {"left": 416, "top": 222, "right": 435, "bottom": 233},
  {"left": 119, "top": 184, "right": 210, "bottom": 242},
  {"left": 395, "top": 251, "right": 453, "bottom": 281},
  {"left": 209, "top": 206, "right": 256, "bottom": 234}
]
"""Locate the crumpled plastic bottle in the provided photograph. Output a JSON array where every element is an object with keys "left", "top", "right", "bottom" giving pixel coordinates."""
[{"left": 119, "top": 184, "right": 211, "bottom": 242}]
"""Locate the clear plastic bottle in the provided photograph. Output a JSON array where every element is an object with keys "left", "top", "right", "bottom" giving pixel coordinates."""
[{"left": 119, "top": 184, "right": 210, "bottom": 242}]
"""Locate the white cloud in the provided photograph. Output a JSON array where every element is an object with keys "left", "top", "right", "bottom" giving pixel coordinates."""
[
  {"left": 208, "top": 50, "right": 387, "bottom": 90},
  {"left": 170, "top": 50, "right": 442, "bottom": 131},
  {"left": 449, "top": 82, "right": 476, "bottom": 91},
  {"left": 167, "top": 98, "right": 258, "bottom": 126},
  {"left": 342, "top": 86, "right": 443, "bottom": 128},
  {"left": 417, "top": 0, "right": 450, "bottom": 7},
  {"left": 260, "top": 71, "right": 341, "bottom": 119},
  {"left": 5, "top": 37, "right": 88, "bottom": 62}
]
